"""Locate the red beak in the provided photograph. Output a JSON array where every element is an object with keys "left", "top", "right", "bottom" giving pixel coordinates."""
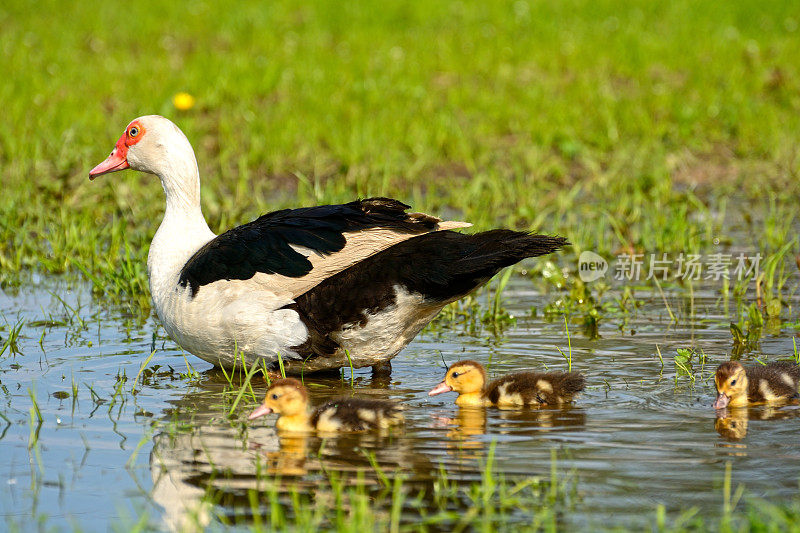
[
  {"left": 89, "top": 136, "right": 129, "bottom": 180},
  {"left": 428, "top": 382, "right": 453, "bottom": 396}
]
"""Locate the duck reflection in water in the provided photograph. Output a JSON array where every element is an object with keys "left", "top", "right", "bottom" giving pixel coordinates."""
[
  {"left": 434, "top": 406, "right": 587, "bottom": 461},
  {"left": 714, "top": 404, "right": 800, "bottom": 441},
  {"left": 148, "top": 369, "right": 423, "bottom": 532},
  {"left": 714, "top": 408, "right": 749, "bottom": 440},
  {"left": 250, "top": 434, "right": 310, "bottom": 476},
  {"left": 495, "top": 406, "right": 587, "bottom": 434},
  {"left": 438, "top": 405, "right": 587, "bottom": 438},
  {"left": 432, "top": 407, "right": 487, "bottom": 452}
]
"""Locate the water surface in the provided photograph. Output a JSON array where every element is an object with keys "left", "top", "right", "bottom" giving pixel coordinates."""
[{"left": 1, "top": 273, "right": 799, "bottom": 530}]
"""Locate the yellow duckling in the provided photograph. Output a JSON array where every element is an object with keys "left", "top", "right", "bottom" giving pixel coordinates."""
[
  {"left": 713, "top": 361, "right": 800, "bottom": 409},
  {"left": 248, "top": 378, "right": 404, "bottom": 433},
  {"left": 428, "top": 360, "right": 585, "bottom": 408}
]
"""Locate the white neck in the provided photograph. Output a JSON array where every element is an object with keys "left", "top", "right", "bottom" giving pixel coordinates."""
[
  {"left": 159, "top": 147, "right": 205, "bottom": 219},
  {"left": 147, "top": 150, "right": 215, "bottom": 295}
]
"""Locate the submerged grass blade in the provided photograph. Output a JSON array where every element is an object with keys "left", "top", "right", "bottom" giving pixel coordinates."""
[
  {"left": 344, "top": 349, "right": 355, "bottom": 389},
  {"left": 28, "top": 385, "right": 42, "bottom": 424},
  {"left": 228, "top": 357, "right": 262, "bottom": 416},
  {"left": 125, "top": 431, "right": 152, "bottom": 469},
  {"left": 132, "top": 350, "right": 156, "bottom": 394},
  {"left": 564, "top": 315, "right": 572, "bottom": 371}
]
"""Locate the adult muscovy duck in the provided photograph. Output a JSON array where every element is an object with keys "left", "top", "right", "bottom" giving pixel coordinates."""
[{"left": 89, "top": 115, "right": 567, "bottom": 373}]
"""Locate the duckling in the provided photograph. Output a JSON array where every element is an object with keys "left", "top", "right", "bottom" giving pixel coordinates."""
[
  {"left": 713, "top": 361, "right": 800, "bottom": 409},
  {"left": 716, "top": 402, "right": 800, "bottom": 440},
  {"left": 428, "top": 360, "right": 585, "bottom": 408},
  {"left": 248, "top": 378, "right": 403, "bottom": 433}
]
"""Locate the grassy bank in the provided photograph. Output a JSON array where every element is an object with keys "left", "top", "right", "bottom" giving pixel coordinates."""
[{"left": 0, "top": 0, "right": 798, "bottom": 310}]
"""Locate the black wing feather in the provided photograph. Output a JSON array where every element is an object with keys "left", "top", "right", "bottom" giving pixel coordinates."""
[
  {"left": 178, "top": 198, "right": 440, "bottom": 296},
  {"left": 288, "top": 229, "right": 568, "bottom": 358}
]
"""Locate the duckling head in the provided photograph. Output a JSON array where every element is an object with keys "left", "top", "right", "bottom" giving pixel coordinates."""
[
  {"left": 249, "top": 378, "right": 309, "bottom": 420},
  {"left": 428, "top": 360, "right": 486, "bottom": 397},
  {"left": 714, "top": 362, "right": 748, "bottom": 409}
]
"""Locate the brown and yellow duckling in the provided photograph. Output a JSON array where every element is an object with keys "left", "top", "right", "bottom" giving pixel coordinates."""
[
  {"left": 248, "top": 378, "right": 404, "bottom": 433},
  {"left": 428, "top": 360, "right": 585, "bottom": 408},
  {"left": 713, "top": 361, "right": 800, "bottom": 409}
]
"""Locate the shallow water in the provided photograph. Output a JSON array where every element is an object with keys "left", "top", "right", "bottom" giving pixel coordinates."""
[{"left": 1, "top": 273, "right": 799, "bottom": 530}]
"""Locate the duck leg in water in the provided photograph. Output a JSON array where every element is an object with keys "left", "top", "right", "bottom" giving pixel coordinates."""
[{"left": 372, "top": 360, "right": 392, "bottom": 377}]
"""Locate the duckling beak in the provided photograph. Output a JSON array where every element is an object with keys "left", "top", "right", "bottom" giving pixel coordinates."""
[
  {"left": 428, "top": 382, "right": 452, "bottom": 396},
  {"left": 248, "top": 404, "right": 273, "bottom": 420},
  {"left": 713, "top": 393, "right": 730, "bottom": 410}
]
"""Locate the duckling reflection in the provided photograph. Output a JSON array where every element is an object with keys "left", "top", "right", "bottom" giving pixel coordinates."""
[
  {"left": 495, "top": 406, "right": 587, "bottom": 436},
  {"left": 435, "top": 404, "right": 587, "bottom": 456},
  {"left": 452, "top": 407, "right": 487, "bottom": 439},
  {"left": 251, "top": 433, "right": 309, "bottom": 476},
  {"left": 714, "top": 408, "right": 749, "bottom": 440},
  {"left": 714, "top": 403, "right": 800, "bottom": 440},
  {"left": 433, "top": 407, "right": 487, "bottom": 452}
]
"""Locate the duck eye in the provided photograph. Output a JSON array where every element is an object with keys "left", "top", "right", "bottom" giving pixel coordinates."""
[
  {"left": 129, "top": 126, "right": 139, "bottom": 137},
  {"left": 451, "top": 372, "right": 459, "bottom": 378},
  {"left": 730, "top": 379, "right": 737, "bottom": 386},
  {"left": 271, "top": 393, "right": 278, "bottom": 400}
]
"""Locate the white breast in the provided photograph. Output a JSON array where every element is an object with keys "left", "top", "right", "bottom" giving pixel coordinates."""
[
  {"left": 147, "top": 213, "right": 308, "bottom": 369},
  {"left": 153, "top": 276, "right": 307, "bottom": 368}
]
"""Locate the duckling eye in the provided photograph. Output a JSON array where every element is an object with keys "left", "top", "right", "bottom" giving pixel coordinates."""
[
  {"left": 730, "top": 379, "right": 737, "bottom": 386},
  {"left": 129, "top": 126, "right": 140, "bottom": 137},
  {"left": 451, "top": 372, "right": 459, "bottom": 378},
  {"left": 271, "top": 393, "right": 279, "bottom": 400}
]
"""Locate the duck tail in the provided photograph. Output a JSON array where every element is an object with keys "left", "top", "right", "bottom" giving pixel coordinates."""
[
  {"left": 458, "top": 230, "right": 569, "bottom": 267},
  {"left": 399, "top": 229, "right": 568, "bottom": 302},
  {"left": 559, "top": 372, "right": 586, "bottom": 395}
]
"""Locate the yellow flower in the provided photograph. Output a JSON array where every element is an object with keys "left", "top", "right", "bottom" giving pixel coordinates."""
[{"left": 172, "top": 92, "right": 195, "bottom": 111}]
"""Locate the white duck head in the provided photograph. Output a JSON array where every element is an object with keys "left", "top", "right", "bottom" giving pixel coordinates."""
[{"left": 90, "top": 115, "right": 202, "bottom": 214}]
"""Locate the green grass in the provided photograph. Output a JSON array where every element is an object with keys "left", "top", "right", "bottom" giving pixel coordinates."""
[{"left": 0, "top": 0, "right": 798, "bottom": 316}]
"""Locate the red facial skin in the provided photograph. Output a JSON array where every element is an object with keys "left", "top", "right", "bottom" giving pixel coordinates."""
[{"left": 88, "top": 120, "right": 146, "bottom": 179}]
